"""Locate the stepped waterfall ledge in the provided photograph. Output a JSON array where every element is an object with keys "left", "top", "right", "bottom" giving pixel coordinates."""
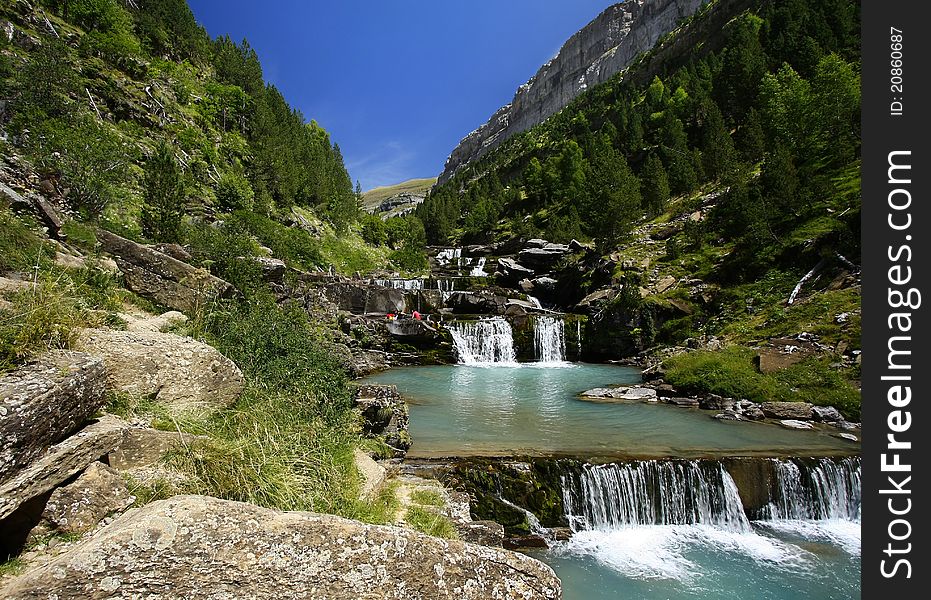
[{"left": 449, "top": 318, "right": 517, "bottom": 365}]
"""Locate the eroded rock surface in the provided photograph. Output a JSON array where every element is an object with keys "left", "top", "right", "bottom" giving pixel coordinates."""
[
  {"left": 74, "top": 329, "right": 244, "bottom": 415},
  {"left": 0, "top": 351, "right": 107, "bottom": 482},
  {"left": 96, "top": 229, "right": 235, "bottom": 314},
  {"left": 1, "top": 495, "right": 561, "bottom": 600},
  {"left": 39, "top": 462, "right": 133, "bottom": 535}
]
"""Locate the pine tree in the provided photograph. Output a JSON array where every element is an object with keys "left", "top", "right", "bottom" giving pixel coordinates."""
[
  {"left": 700, "top": 100, "right": 736, "bottom": 181},
  {"left": 641, "top": 153, "right": 670, "bottom": 217},
  {"left": 141, "top": 142, "right": 186, "bottom": 243}
]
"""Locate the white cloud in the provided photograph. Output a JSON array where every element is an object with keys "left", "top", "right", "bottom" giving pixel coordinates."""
[{"left": 346, "top": 141, "right": 420, "bottom": 190}]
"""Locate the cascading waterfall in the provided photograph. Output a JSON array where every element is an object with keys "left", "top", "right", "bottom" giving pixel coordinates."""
[
  {"left": 562, "top": 461, "right": 750, "bottom": 532},
  {"left": 534, "top": 316, "right": 567, "bottom": 363},
  {"left": 449, "top": 317, "right": 517, "bottom": 365},
  {"left": 470, "top": 257, "right": 488, "bottom": 277},
  {"left": 759, "top": 457, "right": 861, "bottom": 521},
  {"left": 372, "top": 278, "right": 424, "bottom": 290}
]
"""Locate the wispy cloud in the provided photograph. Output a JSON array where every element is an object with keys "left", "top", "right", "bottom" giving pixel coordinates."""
[{"left": 346, "top": 141, "right": 422, "bottom": 191}]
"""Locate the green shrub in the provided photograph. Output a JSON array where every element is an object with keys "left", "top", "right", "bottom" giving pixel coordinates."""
[
  {"left": 405, "top": 506, "right": 458, "bottom": 539},
  {"left": 0, "top": 209, "right": 54, "bottom": 272},
  {"left": 216, "top": 173, "right": 255, "bottom": 213}
]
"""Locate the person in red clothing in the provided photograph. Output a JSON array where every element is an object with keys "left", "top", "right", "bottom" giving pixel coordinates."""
[{"left": 412, "top": 310, "right": 422, "bottom": 320}]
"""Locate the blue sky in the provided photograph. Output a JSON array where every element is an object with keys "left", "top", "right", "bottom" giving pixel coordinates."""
[{"left": 187, "top": 1, "right": 612, "bottom": 190}]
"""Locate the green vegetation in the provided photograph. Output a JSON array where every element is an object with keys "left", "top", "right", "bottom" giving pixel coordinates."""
[
  {"left": 664, "top": 346, "right": 860, "bottom": 419},
  {"left": 405, "top": 506, "right": 458, "bottom": 539},
  {"left": 410, "top": 488, "right": 446, "bottom": 507}
]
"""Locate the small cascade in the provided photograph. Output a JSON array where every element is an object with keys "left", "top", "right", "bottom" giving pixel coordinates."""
[
  {"left": 562, "top": 461, "right": 750, "bottom": 532},
  {"left": 534, "top": 316, "right": 567, "bottom": 363},
  {"left": 526, "top": 295, "right": 543, "bottom": 310},
  {"left": 470, "top": 257, "right": 488, "bottom": 277},
  {"left": 576, "top": 320, "right": 582, "bottom": 357},
  {"left": 496, "top": 495, "right": 552, "bottom": 539},
  {"left": 371, "top": 278, "right": 424, "bottom": 291},
  {"left": 759, "top": 457, "right": 861, "bottom": 522},
  {"left": 449, "top": 317, "right": 517, "bottom": 365}
]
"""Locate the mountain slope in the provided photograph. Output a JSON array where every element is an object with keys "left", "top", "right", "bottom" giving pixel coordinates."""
[{"left": 438, "top": 0, "right": 707, "bottom": 184}]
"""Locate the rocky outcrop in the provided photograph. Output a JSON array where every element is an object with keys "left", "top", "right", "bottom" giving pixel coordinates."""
[
  {"left": 1, "top": 495, "right": 561, "bottom": 600},
  {"left": 36, "top": 462, "right": 133, "bottom": 535},
  {"left": 759, "top": 402, "right": 814, "bottom": 421},
  {"left": 354, "top": 385, "right": 412, "bottom": 457},
  {"left": 0, "top": 416, "right": 127, "bottom": 522},
  {"left": 96, "top": 229, "right": 235, "bottom": 314},
  {"left": 438, "top": 0, "right": 705, "bottom": 183},
  {"left": 580, "top": 386, "right": 657, "bottom": 402},
  {"left": 74, "top": 329, "right": 244, "bottom": 415},
  {"left": 1, "top": 351, "right": 108, "bottom": 482}
]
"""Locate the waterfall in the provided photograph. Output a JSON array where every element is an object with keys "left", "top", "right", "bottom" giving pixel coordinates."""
[
  {"left": 372, "top": 278, "right": 424, "bottom": 290},
  {"left": 759, "top": 457, "right": 861, "bottom": 522},
  {"left": 449, "top": 317, "right": 517, "bottom": 365},
  {"left": 562, "top": 461, "right": 750, "bottom": 532},
  {"left": 534, "top": 316, "right": 566, "bottom": 363},
  {"left": 470, "top": 257, "right": 488, "bottom": 277},
  {"left": 576, "top": 320, "right": 582, "bottom": 356}
]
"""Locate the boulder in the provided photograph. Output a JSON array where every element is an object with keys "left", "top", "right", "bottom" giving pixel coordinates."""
[
  {"left": 504, "top": 534, "right": 549, "bottom": 550},
  {"left": 568, "top": 239, "right": 591, "bottom": 253},
  {"left": 779, "top": 419, "right": 814, "bottom": 430},
  {"left": 0, "top": 415, "right": 127, "bottom": 522},
  {"left": 699, "top": 394, "right": 735, "bottom": 411},
  {"left": 324, "top": 281, "right": 407, "bottom": 315},
  {"left": 445, "top": 291, "right": 507, "bottom": 315},
  {"left": 386, "top": 319, "right": 439, "bottom": 343},
  {"left": 353, "top": 449, "right": 387, "bottom": 501},
  {"left": 96, "top": 229, "right": 236, "bottom": 314},
  {"left": 663, "top": 397, "right": 700, "bottom": 408},
  {"left": 0, "top": 276, "right": 31, "bottom": 296},
  {"left": 760, "top": 402, "right": 814, "bottom": 421},
  {"left": 497, "top": 258, "right": 535, "bottom": 282},
  {"left": 349, "top": 350, "right": 389, "bottom": 378},
  {"left": 354, "top": 385, "right": 411, "bottom": 457},
  {"left": 0, "top": 495, "right": 561, "bottom": 600},
  {"left": 74, "top": 329, "right": 244, "bottom": 415},
  {"left": 811, "top": 405, "right": 843, "bottom": 423},
  {"left": 531, "top": 277, "right": 558, "bottom": 293},
  {"left": 574, "top": 287, "right": 617, "bottom": 312},
  {"left": 836, "top": 433, "right": 859, "bottom": 442},
  {"left": 254, "top": 256, "right": 287, "bottom": 283},
  {"left": 524, "top": 239, "right": 549, "bottom": 249},
  {"left": 518, "top": 246, "right": 568, "bottom": 270},
  {"left": 1, "top": 351, "right": 107, "bottom": 483},
  {"left": 119, "top": 309, "right": 187, "bottom": 333},
  {"left": 580, "top": 386, "right": 657, "bottom": 402},
  {"left": 38, "top": 462, "right": 133, "bottom": 535},
  {"left": 734, "top": 400, "right": 765, "bottom": 421},
  {"left": 655, "top": 275, "right": 677, "bottom": 294},
  {"left": 107, "top": 428, "right": 195, "bottom": 471}
]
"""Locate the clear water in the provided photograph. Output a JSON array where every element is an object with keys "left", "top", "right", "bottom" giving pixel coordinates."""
[
  {"left": 361, "top": 365, "right": 859, "bottom": 458},
  {"left": 530, "top": 520, "right": 860, "bottom": 600}
]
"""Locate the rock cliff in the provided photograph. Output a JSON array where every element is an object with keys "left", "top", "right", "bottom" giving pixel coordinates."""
[{"left": 438, "top": 0, "right": 705, "bottom": 184}]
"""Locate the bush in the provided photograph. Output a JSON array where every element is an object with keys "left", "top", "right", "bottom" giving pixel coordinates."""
[
  {"left": 25, "top": 117, "right": 132, "bottom": 219},
  {"left": 216, "top": 173, "right": 255, "bottom": 213}
]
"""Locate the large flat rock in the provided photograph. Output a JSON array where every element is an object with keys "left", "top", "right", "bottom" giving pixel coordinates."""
[
  {"left": 1, "top": 495, "right": 561, "bottom": 600},
  {"left": 74, "top": 329, "right": 244, "bottom": 415},
  {"left": 96, "top": 229, "right": 235, "bottom": 314},
  {"left": 1, "top": 351, "right": 108, "bottom": 483}
]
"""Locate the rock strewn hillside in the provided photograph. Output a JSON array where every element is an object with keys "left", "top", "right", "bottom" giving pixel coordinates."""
[{"left": 438, "top": 0, "right": 705, "bottom": 184}]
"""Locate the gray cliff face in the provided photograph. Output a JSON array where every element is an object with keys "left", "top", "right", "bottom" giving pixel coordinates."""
[{"left": 438, "top": 0, "right": 705, "bottom": 184}]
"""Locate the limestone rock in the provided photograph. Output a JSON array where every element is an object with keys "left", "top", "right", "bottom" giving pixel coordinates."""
[
  {"left": 699, "top": 394, "right": 735, "bottom": 412},
  {"left": 438, "top": 0, "right": 706, "bottom": 183},
  {"left": 353, "top": 449, "right": 387, "bottom": 501},
  {"left": 518, "top": 246, "right": 568, "bottom": 270},
  {"left": 0, "top": 416, "right": 127, "bottom": 521},
  {"left": 580, "top": 386, "right": 657, "bottom": 402},
  {"left": 779, "top": 419, "right": 814, "bottom": 430},
  {"left": 74, "top": 329, "right": 244, "bottom": 415},
  {"left": 40, "top": 462, "right": 133, "bottom": 534},
  {"left": 1, "top": 495, "right": 561, "bottom": 600},
  {"left": 386, "top": 318, "right": 440, "bottom": 343},
  {"left": 354, "top": 385, "right": 411, "bottom": 457},
  {"left": 655, "top": 275, "right": 677, "bottom": 293},
  {"left": 96, "top": 229, "right": 235, "bottom": 314},
  {"left": 107, "top": 428, "right": 194, "bottom": 471},
  {"left": 118, "top": 309, "right": 187, "bottom": 333},
  {"left": 254, "top": 256, "right": 287, "bottom": 283},
  {"left": 497, "top": 258, "right": 536, "bottom": 282},
  {"left": 811, "top": 405, "right": 843, "bottom": 423},
  {"left": 0, "top": 275, "right": 31, "bottom": 296},
  {"left": 1, "top": 351, "right": 107, "bottom": 483},
  {"left": 760, "top": 402, "right": 814, "bottom": 421}
]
